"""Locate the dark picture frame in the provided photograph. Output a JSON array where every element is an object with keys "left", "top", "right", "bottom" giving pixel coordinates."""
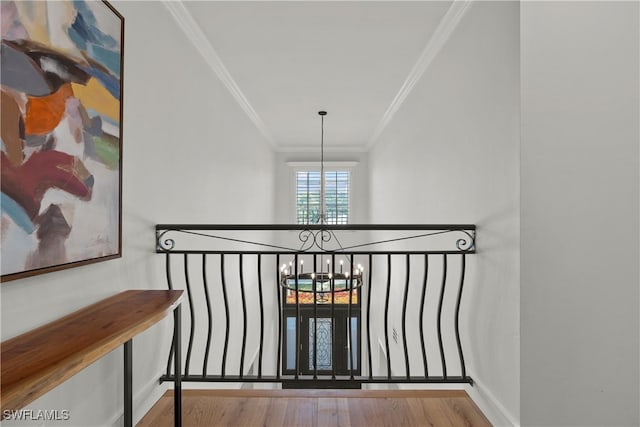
[{"left": 1, "top": 1, "right": 124, "bottom": 282}]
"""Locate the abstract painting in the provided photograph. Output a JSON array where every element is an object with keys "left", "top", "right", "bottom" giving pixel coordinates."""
[{"left": 1, "top": 1, "right": 123, "bottom": 282}]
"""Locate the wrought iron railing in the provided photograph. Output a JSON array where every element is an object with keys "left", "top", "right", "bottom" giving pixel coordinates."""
[{"left": 155, "top": 224, "right": 476, "bottom": 387}]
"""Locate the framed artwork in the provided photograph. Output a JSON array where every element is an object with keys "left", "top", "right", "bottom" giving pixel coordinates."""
[{"left": 1, "top": 1, "right": 124, "bottom": 282}]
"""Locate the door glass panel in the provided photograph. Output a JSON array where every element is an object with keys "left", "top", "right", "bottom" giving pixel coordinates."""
[
  {"left": 347, "top": 317, "right": 358, "bottom": 370},
  {"left": 286, "top": 317, "right": 296, "bottom": 370},
  {"left": 309, "top": 318, "right": 332, "bottom": 370}
]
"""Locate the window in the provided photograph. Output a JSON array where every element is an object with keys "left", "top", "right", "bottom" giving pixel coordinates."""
[{"left": 296, "top": 170, "right": 350, "bottom": 224}]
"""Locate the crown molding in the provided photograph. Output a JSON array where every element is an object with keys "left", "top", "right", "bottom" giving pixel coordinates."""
[
  {"left": 366, "top": 0, "right": 473, "bottom": 150},
  {"left": 276, "top": 144, "right": 368, "bottom": 153},
  {"left": 286, "top": 161, "right": 359, "bottom": 168},
  {"left": 162, "top": 0, "right": 276, "bottom": 148}
]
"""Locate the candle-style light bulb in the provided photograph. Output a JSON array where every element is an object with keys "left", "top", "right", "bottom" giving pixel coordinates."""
[
  {"left": 340, "top": 259, "right": 344, "bottom": 273},
  {"left": 300, "top": 259, "right": 304, "bottom": 274}
]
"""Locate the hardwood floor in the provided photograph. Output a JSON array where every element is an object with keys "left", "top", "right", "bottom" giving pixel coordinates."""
[{"left": 138, "top": 389, "right": 492, "bottom": 427}]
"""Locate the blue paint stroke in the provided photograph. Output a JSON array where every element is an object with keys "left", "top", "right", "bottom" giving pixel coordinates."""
[
  {"left": 83, "top": 129, "right": 97, "bottom": 160},
  {"left": 67, "top": 19, "right": 88, "bottom": 51},
  {"left": 101, "top": 115, "right": 119, "bottom": 129},
  {"left": 72, "top": 0, "right": 117, "bottom": 48},
  {"left": 1, "top": 193, "right": 35, "bottom": 234},
  {"left": 86, "top": 109, "right": 119, "bottom": 127},
  {"left": 68, "top": 1, "right": 120, "bottom": 76},
  {"left": 1, "top": 41, "right": 52, "bottom": 96},
  {"left": 90, "top": 45, "right": 120, "bottom": 77},
  {"left": 79, "top": 64, "right": 120, "bottom": 99}
]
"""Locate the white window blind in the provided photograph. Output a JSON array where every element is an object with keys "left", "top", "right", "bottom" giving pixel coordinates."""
[{"left": 296, "top": 170, "right": 349, "bottom": 224}]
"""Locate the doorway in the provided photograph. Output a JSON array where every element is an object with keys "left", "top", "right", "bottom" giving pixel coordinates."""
[{"left": 282, "top": 289, "right": 361, "bottom": 387}]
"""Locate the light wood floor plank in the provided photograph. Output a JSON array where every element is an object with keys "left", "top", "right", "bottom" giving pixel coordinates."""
[
  {"left": 263, "top": 397, "right": 288, "bottom": 426},
  {"left": 137, "top": 389, "right": 492, "bottom": 427},
  {"left": 317, "top": 398, "right": 350, "bottom": 427}
]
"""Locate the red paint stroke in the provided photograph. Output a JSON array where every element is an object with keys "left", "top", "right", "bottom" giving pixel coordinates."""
[{"left": 1, "top": 150, "right": 93, "bottom": 221}]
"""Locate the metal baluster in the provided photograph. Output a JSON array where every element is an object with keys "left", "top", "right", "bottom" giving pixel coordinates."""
[
  {"left": 455, "top": 254, "right": 467, "bottom": 378},
  {"left": 239, "top": 254, "right": 247, "bottom": 378},
  {"left": 437, "top": 254, "right": 447, "bottom": 379},
  {"left": 295, "top": 253, "right": 300, "bottom": 379},
  {"left": 166, "top": 253, "right": 174, "bottom": 376},
  {"left": 257, "top": 254, "right": 265, "bottom": 378},
  {"left": 419, "top": 254, "right": 429, "bottom": 377},
  {"left": 184, "top": 254, "right": 195, "bottom": 377},
  {"left": 366, "top": 254, "right": 373, "bottom": 380},
  {"left": 331, "top": 253, "right": 336, "bottom": 380},
  {"left": 313, "top": 255, "right": 318, "bottom": 379},
  {"left": 202, "top": 254, "right": 213, "bottom": 376},
  {"left": 348, "top": 254, "right": 354, "bottom": 380},
  {"left": 402, "top": 254, "right": 410, "bottom": 379},
  {"left": 220, "top": 254, "right": 230, "bottom": 377},
  {"left": 384, "top": 254, "right": 392, "bottom": 379},
  {"left": 276, "top": 254, "right": 282, "bottom": 379}
]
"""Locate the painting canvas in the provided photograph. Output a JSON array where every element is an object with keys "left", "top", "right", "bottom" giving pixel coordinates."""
[{"left": 1, "top": 1, "right": 123, "bottom": 282}]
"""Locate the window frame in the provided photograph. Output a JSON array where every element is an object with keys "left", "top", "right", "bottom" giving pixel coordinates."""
[{"left": 288, "top": 161, "right": 358, "bottom": 225}]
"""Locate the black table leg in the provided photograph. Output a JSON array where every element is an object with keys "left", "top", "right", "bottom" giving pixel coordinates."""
[
  {"left": 174, "top": 305, "right": 182, "bottom": 427},
  {"left": 124, "top": 339, "right": 132, "bottom": 427}
]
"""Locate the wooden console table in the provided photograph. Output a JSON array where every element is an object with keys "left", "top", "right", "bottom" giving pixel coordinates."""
[{"left": 1, "top": 290, "right": 184, "bottom": 426}]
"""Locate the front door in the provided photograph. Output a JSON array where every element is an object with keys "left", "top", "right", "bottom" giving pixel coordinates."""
[{"left": 283, "top": 290, "right": 361, "bottom": 379}]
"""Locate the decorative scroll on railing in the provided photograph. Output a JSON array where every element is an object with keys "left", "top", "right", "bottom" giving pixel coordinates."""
[{"left": 155, "top": 224, "right": 476, "bottom": 387}]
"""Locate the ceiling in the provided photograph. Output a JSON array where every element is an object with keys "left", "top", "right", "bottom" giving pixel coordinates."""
[{"left": 166, "top": 1, "right": 470, "bottom": 151}]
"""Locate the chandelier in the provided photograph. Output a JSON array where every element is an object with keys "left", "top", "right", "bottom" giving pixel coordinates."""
[{"left": 279, "top": 111, "right": 364, "bottom": 303}]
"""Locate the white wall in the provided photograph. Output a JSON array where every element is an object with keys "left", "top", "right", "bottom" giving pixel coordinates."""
[
  {"left": 520, "top": 2, "right": 639, "bottom": 426},
  {"left": 0, "top": 2, "right": 276, "bottom": 426},
  {"left": 368, "top": 2, "right": 520, "bottom": 424},
  {"left": 4, "top": 2, "right": 638, "bottom": 426}
]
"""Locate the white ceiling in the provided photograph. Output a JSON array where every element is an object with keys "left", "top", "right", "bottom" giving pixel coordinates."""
[{"left": 166, "top": 1, "right": 470, "bottom": 151}]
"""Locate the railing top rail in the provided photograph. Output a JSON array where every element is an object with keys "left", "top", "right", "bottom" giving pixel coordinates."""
[
  {"left": 154, "top": 250, "right": 473, "bottom": 255},
  {"left": 156, "top": 224, "right": 476, "bottom": 254},
  {"left": 156, "top": 224, "right": 476, "bottom": 231},
  {"left": 156, "top": 224, "right": 476, "bottom": 253}
]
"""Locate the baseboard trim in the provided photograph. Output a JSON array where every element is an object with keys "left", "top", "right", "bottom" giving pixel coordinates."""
[
  {"left": 104, "top": 370, "right": 519, "bottom": 426},
  {"left": 466, "top": 377, "right": 520, "bottom": 427},
  {"left": 107, "top": 372, "right": 169, "bottom": 427}
]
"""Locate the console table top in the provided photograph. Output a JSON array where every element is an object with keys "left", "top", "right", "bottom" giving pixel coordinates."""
[{"left": 1, "top": 289, "right": 183, "bottom": 413}]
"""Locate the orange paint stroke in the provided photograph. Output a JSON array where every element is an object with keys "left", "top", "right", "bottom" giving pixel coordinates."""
[{"left": 24, "top": 83, "right": 73, "bottom": 135}]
